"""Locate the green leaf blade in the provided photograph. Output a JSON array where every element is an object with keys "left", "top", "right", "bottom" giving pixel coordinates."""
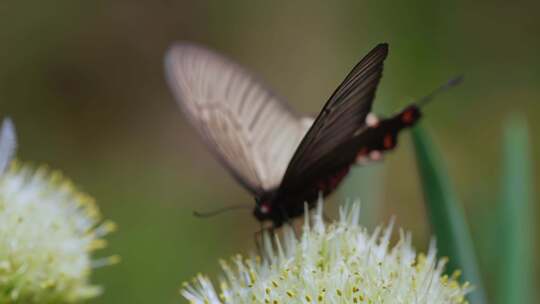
[
  {"left": 411, "top": 125, "right": 487, "bottom": 304},
  {"left": 497, "top": 117, "right": 535, "bottom": 304}
]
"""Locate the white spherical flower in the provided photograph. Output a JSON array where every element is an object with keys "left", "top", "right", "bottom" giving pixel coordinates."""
[
  {"left": 181, "top": 202, "right": 471, "bottom": 304},
  {"left": 0, "top": 163, "right": 118, "bottom": 303}
]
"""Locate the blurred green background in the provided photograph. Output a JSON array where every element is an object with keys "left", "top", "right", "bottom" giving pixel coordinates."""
[{"left": 1, "top": 0, "right": 538, "bottom": 303}]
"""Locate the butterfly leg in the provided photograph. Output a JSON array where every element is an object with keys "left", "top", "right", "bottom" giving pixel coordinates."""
[
  {"left": 254, "top": 224, "right": 263, "bottom": 255},
  {"left": 323, "top": 212, "right": 332, "bottom": 223},
  {"left": 291, "top": 222, "right": 301, "bottom": 240},
  {"left": 278, "top": 205, "right": 301, "bottom": 239},
  {"left": 254, "top": 224, "right": 275, "bottom": 258}
]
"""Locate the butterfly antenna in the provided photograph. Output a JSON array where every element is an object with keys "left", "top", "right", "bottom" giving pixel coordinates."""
[
  {"left": 193, "top": 204, "right": 251, "bottom": 218},
  {"left": 416, "top": 75, "right": 464, "bottom": 108}
]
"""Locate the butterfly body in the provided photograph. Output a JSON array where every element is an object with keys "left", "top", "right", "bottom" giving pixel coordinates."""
[
  {"left": 165, "top": 42, "right": 430, "bottom": 227},
  {"left": 252, "top": 105, "right": 422, "bottom": 227},
  {"left": 254, "top": 164, "right": 352, "bottom": 225},
  {"left": 354, "top": 105, "right": 422, "bottom": 161}
]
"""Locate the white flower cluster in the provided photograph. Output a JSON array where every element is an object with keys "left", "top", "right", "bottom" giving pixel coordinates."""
[
  {"left": 0, "top": 119, "right": 118, "bottom": 303},
  {"left": 182, "top": 202, "right": 471, "bottom": 304}
]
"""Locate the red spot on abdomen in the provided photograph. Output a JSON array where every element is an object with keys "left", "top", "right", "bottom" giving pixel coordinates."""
[
  {"left": 383, "top": 134, "right": 394, "bottom": 149},
  {"left": 402, "top": 110, "right": 414, "bottom": 124}
]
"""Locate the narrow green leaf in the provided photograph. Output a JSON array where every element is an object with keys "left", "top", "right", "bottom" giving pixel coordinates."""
[
  {"left": 497, "top": 117, "right": 535, "bottom": 304},
  {"left": 411, "top": 126, "right": 487, "bottom": 304}
]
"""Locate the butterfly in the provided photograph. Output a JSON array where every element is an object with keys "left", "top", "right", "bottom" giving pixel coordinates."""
[{"left": 165, "top": 42, "right": 459, "bottom": 227}]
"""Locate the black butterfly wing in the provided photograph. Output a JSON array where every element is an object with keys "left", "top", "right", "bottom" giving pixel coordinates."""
[
  {"left": 165, "top": 43, "right": 313, "bottom": 196},
  {"left": 280, "top": 106, "right": 421, "bottom": 196},
  {"left": 278, "top": 43, "right": 388, "bottom": 195}
]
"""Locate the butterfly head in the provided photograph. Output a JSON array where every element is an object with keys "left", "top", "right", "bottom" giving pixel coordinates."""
[
  {"left": 253, "top": 197, "right": 273, "bottom": 221},
  {"left": 254, "top": 191, "right": 286, "bottom": 224}
]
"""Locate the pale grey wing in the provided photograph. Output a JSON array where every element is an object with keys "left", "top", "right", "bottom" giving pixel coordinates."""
[
  {"left": 165, "top": 43, "right": 311, "bottom": 195},
  {"left": 0, "top": 118, "right": 17, "bottom": 174}
]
